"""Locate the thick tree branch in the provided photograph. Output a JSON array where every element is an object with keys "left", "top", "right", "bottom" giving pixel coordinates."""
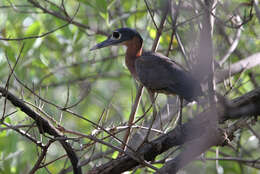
[
  {"left": 88, "top": 87, "right": 260, "bottom": 174},
  {"left": 155, "top": 128, "right": 224, "bottom": 174}
]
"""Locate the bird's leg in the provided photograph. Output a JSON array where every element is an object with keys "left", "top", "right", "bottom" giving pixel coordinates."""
[
  {"left": 119, "top": 85, "right": 144, "bottom": 156},
  {"left": 149, "top": 91, "right": 157, "bottom": 119},
  {"left": 178, "top": 97, "right": 183, "bottom": 127},
  {"left": 138, "top": 91, "right": 157, "bottom": 149},
  {"left": 147, "top": 92, "right": 158, "bottom": 134}
]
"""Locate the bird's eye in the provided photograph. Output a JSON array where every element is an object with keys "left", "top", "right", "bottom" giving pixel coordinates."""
[{"left": 112, "top": 31, "right": 121, "bottom": 40}]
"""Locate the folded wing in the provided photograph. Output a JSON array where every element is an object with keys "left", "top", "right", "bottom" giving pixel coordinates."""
[{"left": 135, "top": 52, "right": 202, "bottom": 102}]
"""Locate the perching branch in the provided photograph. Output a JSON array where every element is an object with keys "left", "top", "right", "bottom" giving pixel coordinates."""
[{"left": 88, "top": 87, "right": 260, "bottom": 174}]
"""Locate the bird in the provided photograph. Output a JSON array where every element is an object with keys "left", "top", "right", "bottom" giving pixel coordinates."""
[{"left": 90, "top": 27, "right": 202, "bottom": 102}]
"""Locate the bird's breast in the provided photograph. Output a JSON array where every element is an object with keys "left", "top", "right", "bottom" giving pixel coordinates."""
[{"left": 125, "top": 54, "right": 140, "bottom": 80}]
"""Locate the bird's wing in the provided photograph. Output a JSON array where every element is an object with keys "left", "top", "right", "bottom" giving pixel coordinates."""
[{"left": 135, "top": 52, "right": 200, "bottom": 101}]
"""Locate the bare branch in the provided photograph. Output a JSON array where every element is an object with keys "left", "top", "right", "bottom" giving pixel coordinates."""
[
  {"left": 215, "top": 52, "right": 260, "bottom": 83},
  {"left": 0, "top": 87, "right": 82, "bottom": 174},
  {"left": 88, "top": 87, "right": 260, "bottom": 174},
  {"left": 27, "top": 0, "right": 107, "bottom": 35}
]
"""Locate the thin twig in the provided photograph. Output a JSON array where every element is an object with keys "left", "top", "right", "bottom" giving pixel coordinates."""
[
  {"left": 28, "top": 0, "right": 107, "bottom": 35},
  {"left": 29, "top": 140, "right": 53, "bottom": 174},
  {"left": 1, "top": 43, "right": 25, "bottom": 121},
  {"left": 218, "top": 19, "right": 242, "bottom": 66},
  {"left": 121, "top": 85, "right": 144, "bottom": 152},
  {"left": 0, "top": 2, "right": 80, "bottom": 41},
  {"left": 144, "top": 0, "right": 158, "bottom": 30}
]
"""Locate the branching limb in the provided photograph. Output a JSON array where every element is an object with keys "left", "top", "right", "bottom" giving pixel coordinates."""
[
  {"left": 88, "top": 87, "right": 260, "bottom": 174},
  {"left": 0, "top": 87, "right": 82, "bottom": 174}
]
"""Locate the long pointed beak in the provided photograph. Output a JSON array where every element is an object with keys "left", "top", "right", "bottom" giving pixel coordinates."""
[{"left": 90, "top": 38, "right": 121, "bottom": 51}]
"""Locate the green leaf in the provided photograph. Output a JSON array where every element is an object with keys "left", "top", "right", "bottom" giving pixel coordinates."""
[
  {"left": 96, "top": 0, "right": 108, "bottom": 13},
  {"left": 111, "top": 151, "right": 119, "bottom": 159},
  {"left": 25, "top": 21, "right": 41, "bottom": 38},
  {"left": 23, "top": 21, "right": 41, "bottom": 54},
  {"left": 79, "top": 0, "right": 108, "bottom": 21}
]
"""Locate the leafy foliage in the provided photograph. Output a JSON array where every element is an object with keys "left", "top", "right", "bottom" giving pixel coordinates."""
[{"left": 0, "top": 0, "right": 259, "bottom": 174}]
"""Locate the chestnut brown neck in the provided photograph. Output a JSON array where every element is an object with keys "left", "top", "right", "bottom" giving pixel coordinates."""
[{"left": 124, "top": 36, "right": 143, "bottom": 78}]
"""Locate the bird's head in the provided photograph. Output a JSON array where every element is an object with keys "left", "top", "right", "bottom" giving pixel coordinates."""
[{"left": 90, "top": 28, "right": 143, "bottom": 51}]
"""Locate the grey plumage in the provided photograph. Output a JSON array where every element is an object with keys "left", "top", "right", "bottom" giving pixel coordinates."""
[{"left": 136, "top": 52, "right": 202, "bottom": 102}]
